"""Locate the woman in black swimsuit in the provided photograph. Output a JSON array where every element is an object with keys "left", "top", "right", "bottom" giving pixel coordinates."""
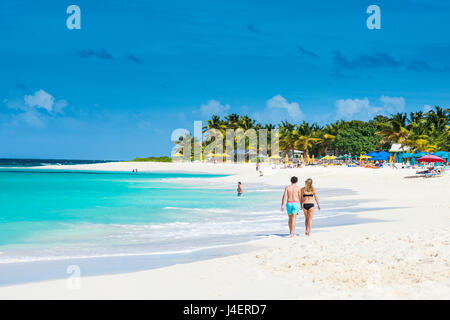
[{"left": 300, "top": 178, "right": 321, "bottom": 236}]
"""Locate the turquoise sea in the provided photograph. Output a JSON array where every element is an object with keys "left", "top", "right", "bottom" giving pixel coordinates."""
[
  {"left": 0, "top": 164, "right": 368, "bottom": 284},
  {"left": 0, "top": 168, "right": 286, "bottom": 264}
]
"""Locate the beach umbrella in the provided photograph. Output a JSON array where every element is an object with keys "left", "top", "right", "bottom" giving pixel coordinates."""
[
  {"left": 416, "top": 154, "right": 445, "bottom": 163},
  {"left": 433, "top": 151, "right": 449, "bottom": 160},
  {"left": 402, "top": 152, "right": 414, "bottom": 158},
  {"left": 301, "top": 155, "right": 304, "bottom": 164},
  {"left": 206, "top": 152, "right": 216, "bottom": 158},
  {"left": 360, "top": 155, "right": 371, "bottom": 159},
  {"left": 365, "top": 151, "right": 378, "bottom": 157},
  {"left": 322, "top": 155, "right": 337, "bottom": 160},
  {"left": 173, "top": 152, "right": 183, "bottom": 157},
  {"left": 270, "top": 155, "right": 281, "bottom": 159},
  {"left": 377, "top": 151, "right": 390, "bottom": 159},
  {"left": 307, "top": 154, "right": 310, "bottom": 163},
  {"left": 285, "top": 154, "right": 289, "bottom": 163},
  {"left": 372, "top": 151, "right": 390, "bottom": 161},
  {"left": 413, "top": 152, "right": 428, "bottom": 158},
  {"left": 312, "top": 155, "right": 315, "bottom": 163},
  {"left": 266, "top": 154, "right": 270, "bottom": 162}
]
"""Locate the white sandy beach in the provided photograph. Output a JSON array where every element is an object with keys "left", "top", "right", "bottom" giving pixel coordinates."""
[{"left": 1, "top": 162, "right": 449, "bottom": 299}]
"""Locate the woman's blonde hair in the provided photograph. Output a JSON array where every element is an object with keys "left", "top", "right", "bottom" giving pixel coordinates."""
[{"left": 305, "top": 178, "right": 313, "bottom": 192}]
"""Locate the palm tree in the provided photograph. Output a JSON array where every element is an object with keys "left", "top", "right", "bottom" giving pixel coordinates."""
[
  {"left": 203, "top": 115, "right": 227, "bottom": 135},
  {"left": 376, "top": 112, "right": 410, "bottom": 145},
  {"left": 225, "top": 113, "right": 240, "bottom": 129},
  {"left": 405, "top": 134, "right": 437, "bottom": 152},
  {"left": 238, "top": 115, "right": 256, "bottom": 131},
  {"left": 317, "top": 122, "right": 340, "bottom": 155},
  {"left": 295, "top": 121, "right": 322, "bottom": 159},
  {"left": 279, "top": 121, "right": 298, "bottom": 156}
]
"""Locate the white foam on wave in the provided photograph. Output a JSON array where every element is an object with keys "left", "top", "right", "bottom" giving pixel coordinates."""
[
  {"left": 163, "top": 207, "right": 232, "bottom": 214},
  {"left": 0, "top": 242, "right": 246, "bottom": 264}
]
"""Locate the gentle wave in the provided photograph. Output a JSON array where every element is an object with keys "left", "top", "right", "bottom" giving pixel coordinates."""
[
  {"left": 0, "top": 242, "right": 249, "bottom": 264},
  {"left": 163, "top": 207, "right": 232, "bottom": 214}
]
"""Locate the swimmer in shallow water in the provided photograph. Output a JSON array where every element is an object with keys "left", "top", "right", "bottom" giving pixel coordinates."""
[{"left": 237, "top": 182, "right": 243, "bottom": 196}]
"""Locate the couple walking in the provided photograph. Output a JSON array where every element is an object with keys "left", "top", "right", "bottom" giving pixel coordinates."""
[{"left": 281, "top": 176, "right": 320, "bottom": 237}]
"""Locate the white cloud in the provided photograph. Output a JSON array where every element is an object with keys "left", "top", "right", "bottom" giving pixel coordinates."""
[
  {"left": 266, "top": 95, "right": 304, "bottom": 121},
  {"left": 380, "top": 95, "right": 405, "bottom": 114},
  {"left": 2, "top": 89, "right": 68, "bottom": 128},
  {"left": 200, "top": 99, "right": 230, "bottom": 116},
  {"left": 54, "top": 99, "right": 68, "bottom": 114},
  {"left": 24, "top": 90, "right": 55, "bottom": 112},
  {"left": 423, "top": 104, "right": 432, "bottom": 113},
  {"left": 335, "top": 98, "right": 372, "bottom": 119},
  {"left": 22, "top": 89, "right": 68, "bottom": 114},
  {"left": 335, "top": 95, "right": 405, "bottom": 120},
  {"left": 15, "top": 109, "right": 47, "bottom": 128}
]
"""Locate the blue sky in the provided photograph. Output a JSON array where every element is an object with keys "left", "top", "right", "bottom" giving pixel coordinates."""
[{"left": 0, "top": 0, "right": 449, "bottom": 159}]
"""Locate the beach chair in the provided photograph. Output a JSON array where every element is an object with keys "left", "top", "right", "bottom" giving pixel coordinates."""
[{"left": 424, "top": 168, "right": 445, "bottom": 178}]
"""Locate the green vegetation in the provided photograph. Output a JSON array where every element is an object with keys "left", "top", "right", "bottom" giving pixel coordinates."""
[
  {"left": 174, "top": 106, "right": 449, "bottom": 157},
  {"left": 130, "top": 156, "right": 172, "bottom": 162}
]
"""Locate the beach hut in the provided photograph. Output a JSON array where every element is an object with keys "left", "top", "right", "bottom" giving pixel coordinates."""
[{"left": 389, "top": 144, "right": 411, "bottom": 163}]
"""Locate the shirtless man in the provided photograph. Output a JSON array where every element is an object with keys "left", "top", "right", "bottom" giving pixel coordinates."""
[{"left": 281, "top": 176, "right": 302, "bottom": 237}]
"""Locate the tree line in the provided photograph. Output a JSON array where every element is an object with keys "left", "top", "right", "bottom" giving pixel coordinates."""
[{"left": 176, "top": 106, "right": 449, "bottom": 158}]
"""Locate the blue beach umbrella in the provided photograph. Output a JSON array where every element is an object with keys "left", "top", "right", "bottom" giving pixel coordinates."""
[
  {"left": 433, "top": 151, "right": 449, "bottom": 160},
  {"left": 365, "top": 151, "right": 378, "bottom": 157},
  {"left": 377, "top": 151, "right": 390, "bottom": 159},
  {"left": 402, "top": 152, "right": 414, "bottom": 158},
  {"left": 413, "top": 152, "right": 428, "bottom": 158}
]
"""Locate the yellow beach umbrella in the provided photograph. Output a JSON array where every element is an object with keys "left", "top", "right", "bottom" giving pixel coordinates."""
[
  {"left": 301, "top": 154, "right": 304, "bottom": 164},
  {"left": 285, "top": 154, "right": 289, "bottom": 163},
  {"left": 206, "top": 152, "right": 216, "bottom": 158},
  {"left": 307, "top": 154, "right": 310, "bottom": 163},
  {"left": 173, "top": 152, "right": 183, "bottom": 157},
  {"left": 360, "top": 155, "right": 371, "bottom": 160},
  {"left": 266, "top": 154, "right": 270, "bottom": 163},
  {"left": 270, "top": 155, "right": 281, "bottom": 160},
  {"left": 312, "top": 155, "right": 315, "bottom": 163}
]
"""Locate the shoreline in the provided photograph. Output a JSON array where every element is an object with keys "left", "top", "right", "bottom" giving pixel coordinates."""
[{"left": 0, "top": 162, "right": 449, "bottom": 299}]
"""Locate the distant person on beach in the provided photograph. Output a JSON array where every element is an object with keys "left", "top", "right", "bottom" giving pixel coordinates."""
[
  {"left": 301, "top": 178, "right": 321, "bottom": 236},
  {"left": 237, "top": 182, "right": 243, "bottom": 197},
  {"left": 281, "top": 176, "right": 301, "bottom": 237}
]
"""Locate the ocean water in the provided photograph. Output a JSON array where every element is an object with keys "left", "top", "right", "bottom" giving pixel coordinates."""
[
  {"left": 0, "top": 158, "right": 117, "bottom": 168},
  {"left": 0, "top": 167, "right": 367, "bottom": 270}
]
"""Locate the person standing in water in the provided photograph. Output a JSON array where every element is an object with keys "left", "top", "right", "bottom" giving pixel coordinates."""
[
  {"left": 281, "top": 176, "right": 301, "bottom": 237},
  {"left": 300, "top": 178, "right": 320, "bottom": 236},
  {"left": 237, "top": 182, "right": 243, "bottom": 197}
]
